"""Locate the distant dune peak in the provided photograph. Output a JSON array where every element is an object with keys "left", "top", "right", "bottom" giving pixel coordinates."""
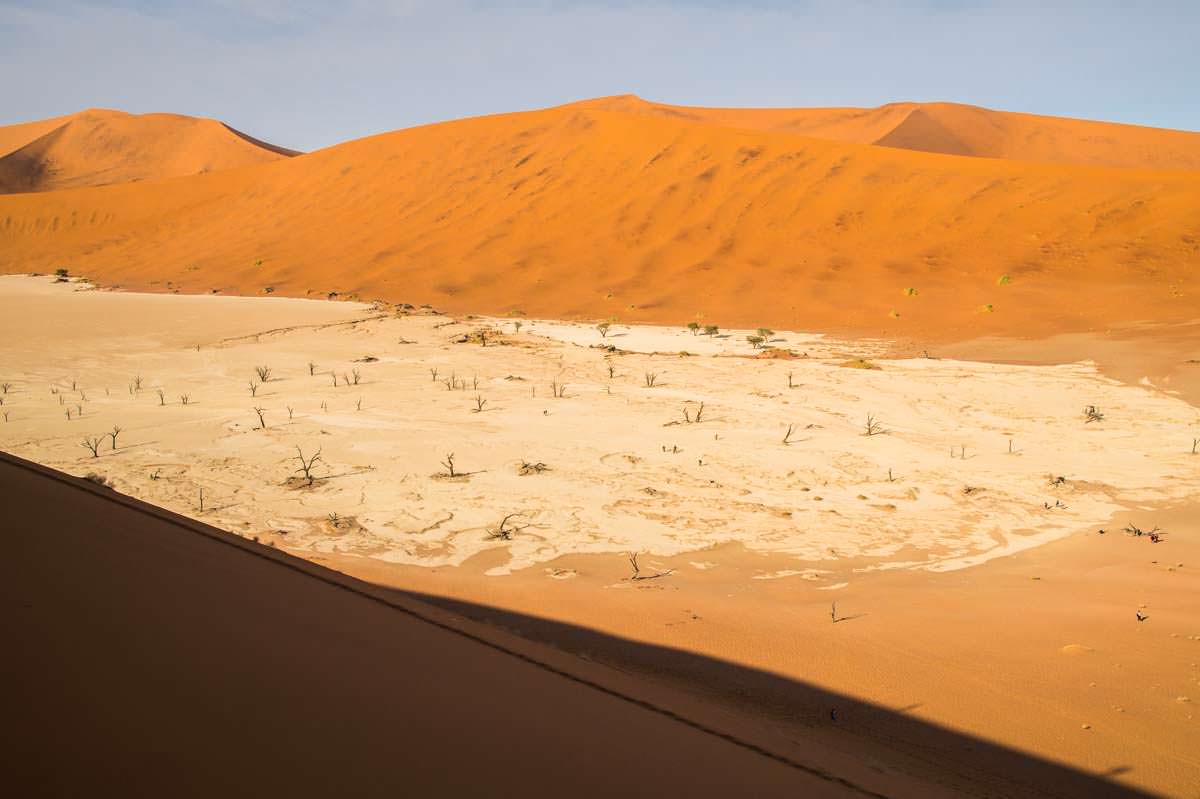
[
  {"left": 0, "top": 109, "right": 296, "bottom": 194},
  {"left": 873, "top": 107, "right": 976, "bottom": 157}
]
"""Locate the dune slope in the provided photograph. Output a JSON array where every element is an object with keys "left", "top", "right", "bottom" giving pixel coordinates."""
[
  {"left": 0, "top": 101, "right": 1197, "bottom": 339},
  {"left": 0, "top": 109, "right": 297, "bottom": 193}
]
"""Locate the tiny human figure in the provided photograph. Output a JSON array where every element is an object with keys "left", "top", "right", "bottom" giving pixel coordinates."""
[{"left": 830, "top": 709, "right": 838, "bottom": 722}]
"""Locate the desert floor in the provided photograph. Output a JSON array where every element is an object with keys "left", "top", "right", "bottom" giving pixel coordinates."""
[{"left": 2, "top": 275, "right": 1198, "bottom": 796}]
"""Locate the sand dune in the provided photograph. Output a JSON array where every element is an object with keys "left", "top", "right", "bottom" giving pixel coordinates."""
[
  {"left": 0, "top": 98, "right": 1197, "bottom": 341},
  {"left": 584, "top": 95, "right": 1200, "bottom": 170},
  {"left": 0, "top": 109, "right": 297, "bottom": 193}
]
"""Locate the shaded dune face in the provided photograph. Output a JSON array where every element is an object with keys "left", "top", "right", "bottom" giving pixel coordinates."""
[
  {"left": 0, "top": 98, "right": 1197, "bottom": 340},
  {"left": 0, "top": 109, "right": 297, "bottom": 194}
]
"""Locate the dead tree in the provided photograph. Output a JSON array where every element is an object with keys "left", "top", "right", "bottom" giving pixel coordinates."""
[
  {"left": 81, "top": 436, "right": 102, "bottom": 458},
  {"left": 627, "top": 552, "right": 673, "bottom": 581},
  {"left": 108, "top": 425, "right": 122, "bottom": 450},
  {"left": 487, "top": 513, "right": 527, "bottom": 541},
  {"left": 293, "top": 446, "right": 324, "bottom": 486},
  {"left": 253, "top": 407, "right": 267, "bottom": 429}
]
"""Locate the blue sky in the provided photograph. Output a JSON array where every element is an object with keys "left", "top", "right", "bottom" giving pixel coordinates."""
[{"left": 2, "top": 1, "right": 1197, "bottom": 151}]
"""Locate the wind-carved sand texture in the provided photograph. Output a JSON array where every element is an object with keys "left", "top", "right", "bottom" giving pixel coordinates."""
[
  {"left": 2, "top": 97, "right": 1198, "bottom": 340},
  {"left": 2, "top": 276, "right": 1196, "bottom": 582}
]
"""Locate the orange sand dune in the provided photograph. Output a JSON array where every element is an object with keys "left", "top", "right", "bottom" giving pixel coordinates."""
[
  {"left": 1, "top": 99, "right": 1197, "bottom": 340},
  {"left": 0, "top": 109, "right": 297, "bottom": 194},
  {"left": 0, "top": 113, "right": 76, "bottom": 158},
  {"left": 582, "top": 95, "right": 1200, "bottom": 170}
]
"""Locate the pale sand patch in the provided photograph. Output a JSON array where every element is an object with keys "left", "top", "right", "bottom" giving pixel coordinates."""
[
  {"left": 2, "top": 275, "right": 1197, "bottom": 579},
  {"left": 752, "top": 569, "right": 829, "bottom": 581}
]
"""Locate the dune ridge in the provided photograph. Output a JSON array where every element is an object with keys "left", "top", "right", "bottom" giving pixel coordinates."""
[
  {"left": 581, "top": 95, "right": 1200, "bottom": 170},
  {"left": 0, "top": 109, "right": 297, "bottom": 194},
  {"left": 0, "top": 98, "right": 1197, "bottom": 340}
]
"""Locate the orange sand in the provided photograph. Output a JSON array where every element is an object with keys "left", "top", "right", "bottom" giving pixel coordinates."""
[
  {"left": 0, "top": 109, "right": 295, "bottom": 193},
  {"left": 1, "top": 98, "right": 1197, "bottom": 342}
]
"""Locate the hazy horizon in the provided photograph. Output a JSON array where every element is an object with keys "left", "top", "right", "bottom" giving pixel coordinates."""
[{"left": 3, "top": 1, "right": 1198, "bottom": 151}]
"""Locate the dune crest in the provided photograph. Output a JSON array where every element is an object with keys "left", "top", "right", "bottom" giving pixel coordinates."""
[
  {"left": 0, "top": 109, "right": 297, "bottom": 194},
  {"left": 581, "top": 95, "right": 1200, "bottom": 170}
]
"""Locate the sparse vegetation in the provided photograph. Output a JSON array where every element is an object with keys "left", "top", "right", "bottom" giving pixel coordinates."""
[
  {"left": 551, "top": 380, "right": 567, "bottom": 398},
  {"left": 293, "top": 446, "right": 323, "bottom": 486},
  {"left": 351, "top": 368, "right": 361, "bottom": 385},
  {"left": 81, "top": 436, "right": 102, "bottom": 457},
  {"left": 840, "top": 358, "right": 880, "bottom": 370},
  {"left": 472, "top": 394, "right": 487, "bottom": 413},
  {"left": 597, "top": 321, "right": 612, "bottom": 338},
  {"left": 863, "top": 414, "right": 884, "bottom": 436},
  {"left": 309, "top": 361, "right": 317, "bottom": 376},
  {"left": 682, "top": 402, "right": 705, "bottom": 423},
  {"left": 1083, "top": 405, "right": 1105, "bottom": 423},
  {"left": 156, "top": 388, "right": 165, "bottom": 406},
  {"left": 518, "top": 460, "right": 549, "bottom": 475},
  {"left": 440, "top": 453, "right": 458, "bottom": 478},
  {"left": 253, "top": 406, "right": 267, "bottom": 429},
  {"left": 249, "top": 380, "right": 259, "bottom": 397},
  {"left": 747, "top": 335, "right": 764, "bottom": 349},
  {"left": 783, "top": 424, "right": 795, "bottom": 445},
  {"left": 487, "top": 513, "right": 527, "bottom": 541},
  {"left": 627, "top": 552, "right": 673, "bottom": 581},
  {"left": 180, "top": 394, "right": 190, "bottom": 405},
  {"left": 644, "top": 371, "right": 659, "bottom": 388},
  {"left": 108, "top": 425, "right": 122, "bottom": 449},
  {"left": 703, "top": 325, "right": 719, "bottom": 337},
  {"left": 255, "top": 365, "right": 272, "bottom": 382},
  {"left": 687, "top": 321, "right": 700, "bottom": 335}
]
